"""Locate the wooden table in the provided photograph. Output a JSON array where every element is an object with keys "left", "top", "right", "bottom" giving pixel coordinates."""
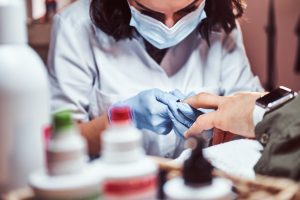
[{"left": 3, "top": 157, "right": 300, "bottom": 200}]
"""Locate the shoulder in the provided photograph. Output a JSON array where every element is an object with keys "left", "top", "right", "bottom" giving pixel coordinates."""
[
  {"left": 55, "top": 0, "right": 92, "bottom": 30},
  {"left": 53, "top": 0, "right": 113, "bottom": 44},
  {"left": 208, "top": 21, "right": 244, "bottom": 52}
]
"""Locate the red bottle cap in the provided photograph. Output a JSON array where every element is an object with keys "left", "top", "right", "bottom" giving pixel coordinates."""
[{"left": 110, "top": 106, "right": 132, "bottom": 123}]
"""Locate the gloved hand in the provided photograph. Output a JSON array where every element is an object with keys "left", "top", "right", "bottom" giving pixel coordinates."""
[
  {"left": 170, "top": 90, "right": 204, "bottom": 122},
  {"left": 111, "top": 89, "right": 178, "bottom": 135},
  {"left": 157, "top": 89, "right": 203, "bottom": 138}
]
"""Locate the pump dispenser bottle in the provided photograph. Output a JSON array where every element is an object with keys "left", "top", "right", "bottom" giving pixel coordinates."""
[
  {"left": 101, "top": 106, "right": 158, "bottom": 200},
  {"left": 164, "top": 138, "right": 233, "bottom": 200},
  {"left": 0, "top": 0, "right": 50, "bottom": 194}
]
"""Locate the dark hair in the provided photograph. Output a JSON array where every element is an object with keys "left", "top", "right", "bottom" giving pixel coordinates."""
[{"left": 90, "top": 0, "right": 246, "bottom": 43}]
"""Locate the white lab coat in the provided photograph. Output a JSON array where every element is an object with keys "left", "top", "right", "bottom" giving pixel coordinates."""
[{"left": 48, "top": 0, "right": 263, "bottom": 158}]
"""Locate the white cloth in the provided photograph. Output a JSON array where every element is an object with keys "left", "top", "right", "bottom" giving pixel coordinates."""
[
  {"left": 47, "top": 0, "right": 263, "bottom": 158},
  {"left": 172, "top": 139, "right": 264, "bottom": 179}
]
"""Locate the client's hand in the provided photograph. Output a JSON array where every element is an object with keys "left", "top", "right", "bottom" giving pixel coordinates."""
[
  {"left": 112, "top": 89, "right": 177, "bottom": 135},
  {"left": 184, "top": 92, "right": 264, "bottom": 138}
]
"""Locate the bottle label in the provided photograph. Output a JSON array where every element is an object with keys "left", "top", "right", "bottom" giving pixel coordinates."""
[
  {"left": 46, "top": 149, "right": 85, "bottom": 175},
  {"left": 104, "top": 174, "right": 157, "bottom": 199}
]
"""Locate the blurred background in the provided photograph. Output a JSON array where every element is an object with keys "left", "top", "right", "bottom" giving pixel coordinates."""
[
  {"left": 28, "top": 0, "right": 300, "bottom": 91},
  {"left": 241, "top": 0, "right": 300, "bottom": 91}
]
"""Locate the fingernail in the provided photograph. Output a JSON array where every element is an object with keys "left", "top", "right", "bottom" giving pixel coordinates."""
[{"left": 183, "top": 131, "right": 188, "bottom": 138}]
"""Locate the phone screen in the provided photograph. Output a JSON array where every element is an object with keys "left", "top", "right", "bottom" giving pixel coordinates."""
[{"left": 256, "top": 87, "right": 293, "bottom": 108}]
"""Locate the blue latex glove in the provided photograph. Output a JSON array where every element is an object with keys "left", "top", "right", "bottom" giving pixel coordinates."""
[
  {"left": 112, "top": 89, "right": 178, "bottom": 135},
  {"left": 170, "top": 89, "right": 195, "bottom": 100},
  {"left": 170, "top": 90, "right": 204, "bottom": 122},
  {"left": 157, "top": 89, "right": 203, "bottom": 138}
]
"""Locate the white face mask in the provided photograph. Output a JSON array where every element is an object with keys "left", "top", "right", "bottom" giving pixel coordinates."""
[{"left": 129, "top": 1, "right": 206, "bottom": 49}]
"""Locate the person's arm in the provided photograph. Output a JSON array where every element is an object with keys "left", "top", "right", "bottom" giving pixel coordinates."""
[
  {"left": 184, "top": 91, "right": 300, "bottom": 180},
  {"left": 78, "top": 114, "right": 109, "bottom": 156},
  {"left": 48, "top": 14, "right": 104, "bottom": 156},
  {"left": 254, "top": 95, "right": 300, "bottom": 180}
]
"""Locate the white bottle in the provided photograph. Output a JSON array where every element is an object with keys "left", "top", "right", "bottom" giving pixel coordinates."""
[
  {"left": 46, "top": 110, "right": 87, "bottom": 175},
  {"left": 29, "top": 111, "right": 103, "bottom": 200},
  {"left": 164, "top": 138, "right": 233, "bottom": 200},
  {"left": 0, "top": 0, "right": 50, "bottom": 194},
  {"left": 101, "top": 106, "right": 158, "bottom": 200}
]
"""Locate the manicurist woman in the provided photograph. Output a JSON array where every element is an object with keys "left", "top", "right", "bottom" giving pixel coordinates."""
[{"left": 48, "top": 0, "right": 262, "bottom": 158}]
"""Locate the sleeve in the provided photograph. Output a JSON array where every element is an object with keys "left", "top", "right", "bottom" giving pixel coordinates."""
[
  {"left": 220, "top": 23, "right": 264, "bottom": 95},
  {"left": 47, "top": 14, "right": 96, "bottom": 122},
  {"left": 254, "top": 95, "right": 300, "bottom": 181}
]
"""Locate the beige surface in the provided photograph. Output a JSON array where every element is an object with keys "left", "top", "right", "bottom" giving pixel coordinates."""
[
  {"left": 3, "top": 188, "right": 34, "bottom": 200},
  {"left": 241, "top": 0, "right": 300, "bottom": 91}
]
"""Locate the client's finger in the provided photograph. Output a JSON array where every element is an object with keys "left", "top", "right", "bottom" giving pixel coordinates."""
[
  {"left": 184, "top": 112, "right": 216, "bottom": 138},
  {"left": 183, "top": 92, "right": 224, "bottom": 109}
]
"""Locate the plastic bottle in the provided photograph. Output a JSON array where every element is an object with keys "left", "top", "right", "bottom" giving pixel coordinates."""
[
  {"left": 46, "top": 111, "right": 87, "bottom": 175},
  {"left": 101, "top": 106, "right": 158, "bottom": 200},
  {"left": 0, "top": 0, "right": 50, "bottom": 194},
  {"left": 29, "top": 111, "right": 103, "bottom": 200},
  {"left": 164, "top": 138, "right": 233, "bottom": 200}
]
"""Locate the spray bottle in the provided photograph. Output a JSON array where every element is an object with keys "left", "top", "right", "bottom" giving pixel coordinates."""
[
  {"left": 164, "top": 138, "right": 233, "bottom": 200},
  {"left": 0, "top": 0, "right": 50, "bottom": 194},
  {"left": 101, "top": 106, "right": 158, "bottom": 200}
]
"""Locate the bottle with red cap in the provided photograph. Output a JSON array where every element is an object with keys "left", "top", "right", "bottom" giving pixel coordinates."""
[{"left": 101, "top": 106, "right": 158, "bottom": 200}]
